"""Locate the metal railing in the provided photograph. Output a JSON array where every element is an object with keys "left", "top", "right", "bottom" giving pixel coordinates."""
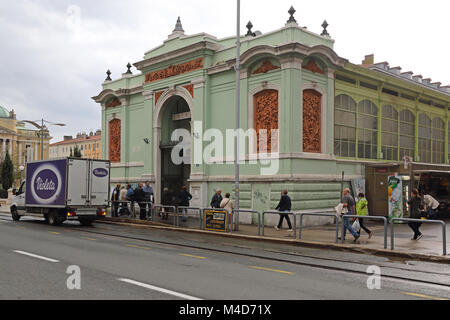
[
  {"left": 152, "top": 205, "right": 177, "bottom": 225},
  {"left": 110, "top": 201, "right": 133, "bottom": 218},
  {"left": 298, "top": 211, "right": 340, "bottom": 243},
  {"left": 262, "top": 211, "right": 297, "bottom": 239},
  {"left": 176, "top": 206, "right": 203, "bottom": 228},
  {"left": 390, "top": 218, "right": 447, "bottom": 256},
  {"left": 342, "top": 215, "right": 388, "bottom": 249},
  {"left": 232, "top": 209, "right": 261, "bottom": 235}
]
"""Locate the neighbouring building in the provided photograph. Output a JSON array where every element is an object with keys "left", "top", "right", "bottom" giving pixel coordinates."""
[
  {"left": 49, "top": 130, "right": 102, "bottom": 160},
  {"left": 92, "top": 8, "right": 450, "bottom": 219},
  {"left": 0, "top": 106, "right": 51, "bottom": 167}
]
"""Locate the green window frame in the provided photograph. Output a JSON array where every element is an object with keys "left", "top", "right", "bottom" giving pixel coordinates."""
[
  {"left": 432, "top": 118, "right": 445, "bottom": 164},
  {"left": 418, "top": 114, "right": 432, "bottom": 163},
  {"left": 381, "top": 105, "right": 399, "bottom": 161},
  {"left": 334, "top": 94, "right": 357, "bottom": 158},
  {"left": 357, "top": 100, "right": 378, "bottom": 160},
  {"left": 399, "top": 109, "right": 415, "bottom": 161}
]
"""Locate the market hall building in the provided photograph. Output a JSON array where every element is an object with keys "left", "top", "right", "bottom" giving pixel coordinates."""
[{"left": 92, "top": 8, "right": 450, "bottom": 218}]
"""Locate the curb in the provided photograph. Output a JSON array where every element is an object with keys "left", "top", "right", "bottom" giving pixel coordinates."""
[{"left": 99, "top": 217, "right": 450, "bottom": 264}]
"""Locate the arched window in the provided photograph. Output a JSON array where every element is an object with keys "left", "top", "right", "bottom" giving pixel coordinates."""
[
  {"left": 399, "top": 110, "right": 415, "bottom": 161},
  {"left": 418, "top": 114, "right": 432, "bottom": 163},
  {"left": 381, "top": 105, "right": 398, "bottom": 161},
  {"left": 432, "top": 118, "right": 445, "bottom": 164},
  {"left": 303, "top": 89, "right": 322, "bottom": 153},
  {"left": 358, "top": 100, "right": 378, "bottom": 159},
  {"left": 109, "top": 119, "right": 121, "bottom": 163},
  {"left": 254, "top": 89, "right": 279, "bottom": 153},
  {"left": 334, "top": 94, "right": 356, "bottom": 157}
]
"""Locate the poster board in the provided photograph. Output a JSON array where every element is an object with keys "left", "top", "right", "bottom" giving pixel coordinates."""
[
  {"left": 204, "top": 209, "right": 228, "bottom": 232},
  {"left": 388, "top": 175, "right": 403, "bottom": 221}
]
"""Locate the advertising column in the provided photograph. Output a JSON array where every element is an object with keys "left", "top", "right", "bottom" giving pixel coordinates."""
[{"left": 388, "top": 175, "right": 403, "bottom": 221}]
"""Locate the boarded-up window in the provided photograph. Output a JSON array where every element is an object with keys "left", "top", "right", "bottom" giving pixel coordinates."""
[
  {"left": 109, "top": 119, "right": 121, "bottom": 163},
  {"left": 254, "top": 89, "right": 279, "bottom": 153},
  {"left": 303, "top": 89, "right": 322, "bottom": 153}
]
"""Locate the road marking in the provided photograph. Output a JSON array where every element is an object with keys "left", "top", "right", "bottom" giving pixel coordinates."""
[
  {"left": 401, "top": 292, "right": 448, "bottom": 301},
  {"left": 49, "top": 232, "right": 61, "bottom": 235},
  {"left": 127, "top": 244, "right": 152, "bottom": 250},
  {"left": 117, "top": 278, "right": 202, "bottom": 300},
  {"left": 12, "top": 250, "right": 60, "bottom": 263},
  {"left": 250, "top": 266, "right": 294, "bottom": 275},
  {"left": 80, "top": 237, "right": 97, "bottom": 241},
  {"left": 179, "top": 253, "right": 207, "bottom": 260}
]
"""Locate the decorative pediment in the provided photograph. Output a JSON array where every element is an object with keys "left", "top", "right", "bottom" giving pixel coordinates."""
[
  {"left": 253, "top": 60, "right": 280, "bottom": 75},
  {"left": 303, "top": 59, "right": 325, "bottom": 75},
  {"left": 106, "top": 97, "right": 121, "bottom": 109}
]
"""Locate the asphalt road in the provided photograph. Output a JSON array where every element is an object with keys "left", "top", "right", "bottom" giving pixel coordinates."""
[{"left": 0, "top": 213, "right": 449, "bottom": 300}]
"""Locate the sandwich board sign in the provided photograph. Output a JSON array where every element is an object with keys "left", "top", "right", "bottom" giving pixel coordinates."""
[{"left": 204, "top": 209, "right": 228, "bottom": 232}]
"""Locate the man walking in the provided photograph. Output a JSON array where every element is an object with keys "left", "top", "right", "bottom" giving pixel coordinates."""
[
  {"left": 340, "top": 188, "right": 360, "bottom": 242},
  {"left": 210, "top": 189, "right": 223, "bottom": 209},
  {"left": 133, "top": 183, "right": 147, "bottom": 220},
  {"left": 178, "top": 186, "right": 192, "bottom": 222},
  {"left": 408, "top": 189, "right": 423, "bottom": 240},
  {"left": 143, "top": 181, "right": 154, "bottom": 218},
  {"left": 111, "top": 184, "right": 121, "bottom": 217},
  {"left": 275, "top": 190, "right": 293, "bottom": 232}
]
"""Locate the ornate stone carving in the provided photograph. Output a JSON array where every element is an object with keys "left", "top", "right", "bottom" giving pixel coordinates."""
[
  {"left": 109, "top": 119, "right": 121, "bottom": 163},
  {"left": 253, "top": 60, "right": 280, "bottom": 75},
  {"left": 106, "top": 97, "right": 121, "bottom": 109},
  {"left": 254, "top": 89, "right": 279, "bottom": 153},
  {"left": 154, "top": 91, "right": 164, "bottom": 104},
  {"left": 303, "top": 89, "right": 322, "bottom": 153},
  {"left": 145, "top": 58, "right": 203, "bottom": 83},
  {"left": 182, "top": 84, "right": 194, "bottom": 98},
  {"left": 303, "top": 59, "right": 325, "bottom": 75}
]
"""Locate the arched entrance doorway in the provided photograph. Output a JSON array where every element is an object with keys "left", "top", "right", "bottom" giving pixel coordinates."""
[{"left": 154, "top": 90, "right": 192, "bottom": 203}]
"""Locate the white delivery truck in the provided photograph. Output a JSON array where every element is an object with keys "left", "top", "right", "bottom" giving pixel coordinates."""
[{"left": 10, "top": 158, "right": 110, "bottom": 226}]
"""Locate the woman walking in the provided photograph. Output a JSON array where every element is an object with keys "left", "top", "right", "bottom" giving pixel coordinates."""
[
  {"left": 356, "top": 193, "right": 373, "bottom": 239},
  {"left": 408, "top": 189, "right": 423, "bottom": 240}
]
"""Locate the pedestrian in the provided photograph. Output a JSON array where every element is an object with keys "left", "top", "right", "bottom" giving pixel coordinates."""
[
  {"left": 422, "top": 192, "right": 439, "bottom": 219},
  {"left": 119, "top": 186, "right": 129, "bottom": 216},
  {"left": 210, "top": 189, "right": 223, "bottom": 209},
  {"left": 161, "top": 187, "right": 172, "bottom": 220},
  {"left": 220, "top": 193, "right": 234, "bottom": 226},
  {"left": 340, "top": 188, "right": 360, "bottom": 242},
  {"left": 143, "top": 180, "right": 154, "bottom": 218},
  {"left": 408, "top": 189, "right": 423, "bottom": 240},
  {"left": 111, "top": 184, "right": 121, "bottom": 217},
  {"left": 274, "top": 190, "right": 293, "bottom": 232},
  {"left": 356, "top": 192, "right": 373, "bottom": 239},
  {"left": 178, "top": 186, "right": 192, "bottom": 222},
  {"left": 133, "top": 183, "right": 147, "bottom": 220}
]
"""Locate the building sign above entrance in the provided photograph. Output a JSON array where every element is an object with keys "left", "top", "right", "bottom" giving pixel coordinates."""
[{"left": 145, "top": 58, "right": 204, "bottom": 83}]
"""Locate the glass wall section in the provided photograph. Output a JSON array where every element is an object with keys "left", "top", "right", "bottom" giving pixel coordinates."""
[
  {"left": 432, "top": 118, "right": 445, "bottom": 164},
  {"left": 418, "top": 114, "right": 432, "bottom": 163},
  {"left": 381, "top": 105, "right": 398, "bottom": 161},
  {"left": 334, "top": 94, "right": 356, "bottom": 157},
  {"left": 357, "top": 100, "right": 378, "bottom": 159},
  {"left": 399, "top": 110, "right": 415, "bottom": 161}
]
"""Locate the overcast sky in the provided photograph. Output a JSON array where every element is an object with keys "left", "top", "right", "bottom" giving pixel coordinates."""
[{"left": 0, "top": 0, "right": 449, "bottom": 143}]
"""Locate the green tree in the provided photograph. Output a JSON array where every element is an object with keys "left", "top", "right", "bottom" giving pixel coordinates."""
[
  {"left": 73, "top": 145, "right": 82, "bottom": 158},
  {"left": 1, "top": 151, "right": 14, "bottom": 190},
  {"left": 70, "top": 147, "right": 73, "bottom": 157}
]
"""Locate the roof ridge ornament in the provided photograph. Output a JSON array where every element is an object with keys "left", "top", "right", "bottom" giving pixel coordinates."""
[
  {"left": 246, "top": 21, "right": 256, "bottom": 37},
  {"left": 105, "top": 70, "right": 112, "bottom": 82},
  {"left": 321, "top": 20, "right": 330, "bottom": 37},
  {"left": 287, "top": 6, "right": 297, "bottom": 24},
  {"left": 173, "top": 16, "right": 185, "bottom": 33},
  {"left": 125, "top": 63, "right": 132, "bottom": 75}
]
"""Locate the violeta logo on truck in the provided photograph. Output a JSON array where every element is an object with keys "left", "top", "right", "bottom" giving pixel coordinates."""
[{"left": 93, "top": 168, "right": 108, "bottom": 178}]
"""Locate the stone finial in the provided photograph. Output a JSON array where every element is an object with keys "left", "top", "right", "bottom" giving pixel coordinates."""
[
  {"left": 246, "top": 21, "right": 255, "bottom": 36},
  {"left": 125, "top": 63, "right": 132, "bottom": 75},
  {"left": 321, "top": 20, "right": 330, "bottom": 37},
  {"left": 105, "top": 70, "right": 112, "bottom": 81},
  {"left": 287, "top": 6, "right": 297, "bottom": 23},
  {"left": 173, "top": 16, "right": 185, "bottom": 33}
]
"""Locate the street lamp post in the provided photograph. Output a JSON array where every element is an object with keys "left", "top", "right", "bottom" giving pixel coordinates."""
[
  {"left": 21, "top": 119, "right": 66, "bottom": 160},
  {"left": 234, "top": 0, "right": 241, "bottom": 229}
]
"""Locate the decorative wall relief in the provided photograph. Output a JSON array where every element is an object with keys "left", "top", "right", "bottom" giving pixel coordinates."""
[
  {"left": 303, "top": 89, "right": 322, "bottom": 153},
  {"left": 106, "top": 98, "right": 121, "bottom": 109},
  {"left": 253, "top": 60, "right": 280, "bottom": 75},
  {"left": 154, "top": 91, "right": 164, "bottom": 104},
  {"left": 303, "top": 59, "right": 325, "bottom": 75},
  {"left": 109, "top": 119, "right": 121, "bottom": 163},
  {"left": 145, "top": 58, "right": 204, "bottom": 83},
  {"left": 254, "top": 89, "right": 279, "bottom": 153},
  {"left": 182, "top": 84, "right": 194, "bottom": 98}
]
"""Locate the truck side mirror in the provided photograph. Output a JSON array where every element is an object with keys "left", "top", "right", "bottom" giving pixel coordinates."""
[{"left": 12, "top": 189, "right": 17, "bottom": 195}]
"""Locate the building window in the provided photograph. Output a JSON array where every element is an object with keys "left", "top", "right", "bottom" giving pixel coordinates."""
[
  {"left": 357, "top": 100, "right": 378, "bottom": 160},
  {"left": 399, "top": 110, "right": 415, "bottom": 161},
  {"left": 432, "top": 118, "right": 445, "bottom": 164},
  {"left": 109, "top": 119, "right": 121, "bottom": 163},
  {"left": 303, "top": 89, "right": 322, "bottom": 153},
  {"left": 254, "top": 89, "right": 279, "bottom": 153},
  {"left": 334, "top": 94, "right": 356, "bottom": 157},
  {"left": 418, "top": 114, "right": 432, "bottom": 163},
  {"left": 381, "top": 105, "right": 398, "bottom": 161}
]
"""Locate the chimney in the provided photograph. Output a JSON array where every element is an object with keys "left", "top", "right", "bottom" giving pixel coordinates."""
[
  {"left": 362, "top": 54, "right": 374, "bottom": 65},
  {"left": 64, "top": 136, "right": 73, "bottom": 141}
]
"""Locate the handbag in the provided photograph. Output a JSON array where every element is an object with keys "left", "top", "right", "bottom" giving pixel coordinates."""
[{"left": 352, "top": 219, "right": 361, "bottom": 233}]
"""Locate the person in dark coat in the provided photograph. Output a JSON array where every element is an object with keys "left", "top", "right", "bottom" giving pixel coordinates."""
[
  {"left": 178, "top": 186, "right": 192, "bottom": 222},
  {"left": 161, "top": 187, "right": 172, "bottom": 220},
  {"left": 111, "top": 184, "right": 121, "bottom": 217},
  {"left": 275, "top": 190, "right": 293, "bottom": 232},
  {"left": 408, "top": 189, "right": 423, "bottom": 240},
  {"left": 210, "top": 189, "right": 223, "bottom": 208},
  {"left": 133, "top": 183, "right": 147, "bottom": 220}
]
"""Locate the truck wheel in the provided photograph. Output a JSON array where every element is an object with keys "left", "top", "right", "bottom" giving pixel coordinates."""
[
  {"left": 79, "top": 218, "right": 94, "bottom": 226},
  {"left": 11, "top": 207, "right": 21, "bottom": 221},
  {"left": 48, "top": 211, "right": 62, "bottom": 226}
]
